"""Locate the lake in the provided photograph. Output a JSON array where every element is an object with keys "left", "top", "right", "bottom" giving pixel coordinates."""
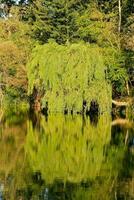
[{"left": 0, "top": 110, "right": 134, "bottom": 200}]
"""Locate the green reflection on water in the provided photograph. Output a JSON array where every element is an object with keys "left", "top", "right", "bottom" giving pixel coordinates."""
[
  {"left": 26, "top": 114, "right": 111, "bottom": 184},
  {"left": 0, "top": 111, "right": 133, "bottom": 200}
]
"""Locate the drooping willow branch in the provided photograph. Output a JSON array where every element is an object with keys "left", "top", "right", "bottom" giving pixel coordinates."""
[{"left": 27, "top": 42, "right": 111, "bottom": 113}]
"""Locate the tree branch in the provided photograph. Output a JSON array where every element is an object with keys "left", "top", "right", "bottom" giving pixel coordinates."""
[{"left": 112, "top": 99, "right": 129, "bottom": 106}]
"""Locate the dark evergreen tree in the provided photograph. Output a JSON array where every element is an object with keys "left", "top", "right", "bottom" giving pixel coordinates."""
[{"left": 27, "top": 0, "right": 91, "bottom": 44}]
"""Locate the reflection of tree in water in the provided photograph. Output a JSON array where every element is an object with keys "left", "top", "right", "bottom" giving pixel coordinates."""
[
  {"left": 26, "top": 114, "right": 111, "bottom": 184},
  {"left": 0, "top": 111, "right": 28, "bottom": 199},
  {"left": 0, "top": 111, "right": 130, "bottom": 200},
  {"left": 25, "top": 114, "right": 126, "bottom": 199},
  {"left": 114, "top": 127, "right": 134, "bottom": 200},
  {"left": 0, "top": 111, "right": 43, "bottom": 200}
]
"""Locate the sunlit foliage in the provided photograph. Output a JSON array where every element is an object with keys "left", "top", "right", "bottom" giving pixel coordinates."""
[
  {"left": 27, "top": 41, "right": 111, "bottom": 113},
  {"left": 0, "top": 41, "right": 26, "bottom": 98},
  {"left": 0, "top": 18, "right": 33, "bottom": 101}
]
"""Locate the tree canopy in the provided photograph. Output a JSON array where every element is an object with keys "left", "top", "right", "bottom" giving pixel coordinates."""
[
  {"left": 0, "top": 0, "right": 133, "bottom": 108},
  {"left": 27, "top": 41, "right": 111, "bottom": 113}
]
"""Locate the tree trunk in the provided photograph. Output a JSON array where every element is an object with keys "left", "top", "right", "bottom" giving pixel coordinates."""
[
  {"left": 111, "top": 119, "right": 132, "bottom": 126},
  {"left": 118, "top": 0, "right": 122, "bottom": 33},
  {"left": 0, "top": 88, "right": 3, "bottom": 107},
  {"left": 112, "top": 99, "right": 129, "bottom": 106},
  {"left": 126, "top": 81, "right": 130, "bottom": 96},
  {"left": 29, "top": 87, "right": 41, "bottom": 112}
]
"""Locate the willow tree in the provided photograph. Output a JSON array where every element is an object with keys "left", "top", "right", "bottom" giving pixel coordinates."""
[{"left": 27, "top": 41, "right": 111, "bottom": 113}]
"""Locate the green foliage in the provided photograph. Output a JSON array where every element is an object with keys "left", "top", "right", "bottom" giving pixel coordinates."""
[
  {"left": 102, "top": 47, "right": 128, "bottom": 95},
  {"left": 27, "top": 0, "right": 91, "bottom": 44},
  {"left": 74, "top": 3, "right": 128, "bottom": 95},
  {"left": 27, "top": 41, "right": 111, "bottom": 113},
  {"left": 75, "top": 3, "right": 118, "bottom": 46},
  {"left": 26, "top": 0, "right": 129, "bottom": 97},
  {"left": 0, "top": 18, "right": 33, "bottom": 101},
  {"left": 0, "top": 0, "right": 132, "bottom": 101}
]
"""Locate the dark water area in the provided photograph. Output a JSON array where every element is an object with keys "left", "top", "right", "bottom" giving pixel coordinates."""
[{"left": 0, "top": 110, "right": 134, "bottom": 200}]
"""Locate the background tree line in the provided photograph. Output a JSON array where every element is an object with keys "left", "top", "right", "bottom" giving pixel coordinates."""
[{"left": 0, "top": 0, "right": 134, "bottom": 105}]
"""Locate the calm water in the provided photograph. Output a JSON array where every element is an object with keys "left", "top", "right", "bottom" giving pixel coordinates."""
[{"left": 0, "top": 110, "right": 134, "bottom": 200}]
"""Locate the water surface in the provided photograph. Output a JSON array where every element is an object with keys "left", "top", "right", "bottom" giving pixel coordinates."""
[{"left": 0, "top": 110, "right": 134, "bottom": 200}]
